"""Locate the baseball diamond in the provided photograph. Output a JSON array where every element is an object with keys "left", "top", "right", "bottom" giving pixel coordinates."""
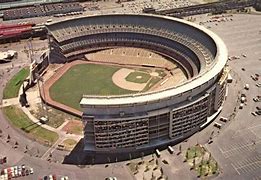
[{"left": 43, "top": 14, "right": 228, "bottom": 154}]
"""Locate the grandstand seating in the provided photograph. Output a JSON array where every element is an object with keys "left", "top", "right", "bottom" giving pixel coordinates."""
[
  {"left": 51, "top": 23, "right": 212, "bottom": 69},
  {"left": 0, "top": 0, "right": 18, "bottom": 3},
  {"left": 48, "top": 15, "right": 216, "bottom": 78},
  {"left": 85, "top": 47, "right": 177, "bottom": 69}
]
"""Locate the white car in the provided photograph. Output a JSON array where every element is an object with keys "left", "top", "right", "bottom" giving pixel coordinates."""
[
  {"left": 29, "top": 168, "right": 34, "bottom": 174},
  {"left": 49, "top": 175, "right": 54, "bottom": 180},
  {"left": 14, "top": 166, "right": 18, "bottom": 177},
  {"left": 10, "top": 167, "right": 15, "bottom": 177}
]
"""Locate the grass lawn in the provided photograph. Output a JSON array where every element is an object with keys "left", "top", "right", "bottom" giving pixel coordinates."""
[
  {"left": 186, "top": 146, "right": 205, "bottom": 160},
  {"left": 185, "top": 145, "right": 219, "bottom": 177},
  {"left": 125, "top": 71, "right": 151, "bottom": 83},
  {"left": 3, "top": 67, "right": 29, "bottom": 99},
  {"left": 142, "top": 77, "right": 161, "bottom": 92},
  {"left": 63, "top": 139, "right": 77, "bottom": 146},
  {"left": 62, "top": 139, "right": 77, "bottom": 150},
  {"left": 3, "top": 106, "right": 58, "bottom": 144},
  {"left": 49, "top": 64, "right": 136, "bottom": 110},
  {"left": 195, "top": 159, "right": 218, "bottom": 177},
  {"left": 64, "top": 122, "right": 83, "bottom": 135}
]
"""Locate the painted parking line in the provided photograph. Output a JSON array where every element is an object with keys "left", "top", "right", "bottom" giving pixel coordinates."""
[
  {"left": 220, "top": 140, "right": 261, "bottom": 154},
  {"left": 250, "top": 128, "right": 261, "bottom": 139},
  {"left": 231, "top": 163, "right": 241, "bottom": 175},
  {"left": 233, "top": 155, "right": 261, "bottom": 168},
  {"left": 236, "top": 161, "right": 261, "bottom": 175},
  {"left": 232, "top": 124, "right": 261, "bottom": 138},
  {"left": 218, "top": 139, "right": 261, "bottom": 159},
  {"left": 231, "top": 155, "right": 261, "bottom": 175},
  {"left": 223, "top": 145, "right": 255, "bottom": 159},
  {"left": 218, "top": 141, "right": 245, "bottom": 153},
  {"left": 252, "top": 176, "right": 261, "bottom": 180}
]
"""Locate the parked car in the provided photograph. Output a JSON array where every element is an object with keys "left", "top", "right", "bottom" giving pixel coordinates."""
[
  {"left": 251, "top": 112, "right": 257, "bottom": 116},
  {"left": 256, "top": 83, "right": 261, "bottom": 87},
  {"left": 29, "top": 168, "right": 33, "bottom": 174}
]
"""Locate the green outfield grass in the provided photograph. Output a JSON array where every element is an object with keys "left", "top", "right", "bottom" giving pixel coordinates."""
[
  {"left": 3, "top": 67, "right": 29, "bottom": 99},
  {"left": 142, "top": 76, "right": 161, "bottom": 92},
  {"left": 3, "top": 106, "right": 58, "bottom": 144},
  {"left": 49, "top": 64, "right": 137, "bottom": 110},
  {"left": 125, "top": 71, "right": 151, "bottom": 83}
]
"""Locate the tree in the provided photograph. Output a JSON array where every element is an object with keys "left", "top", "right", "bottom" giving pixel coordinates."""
[
  {"left": 151, "top": 172, "right": 156, "bottom": 180},
  {"left": 160, "top": 167, "right": 163, "bottom": 175},
  {"left": 145, "top": 165, "right": 149, "bottom": 172},
  {"left": 141, "top": 152, "right": 144, "bottom": 163},
  {"left": 199, "top": 165, "right": 203, "bottom": 177},
  {"left": 192, "top": 158, "right": 196, "bottom": 170},
  {"left": 184, "top": 150, "right": 189, "bottom": 162},
  {"left": 24, "top": 145, "right": 28, "bottom": 153},
  {"left": 200, "top": 157, "right": 204, "bottom": 166},
  {"left": 6, "top": 134, "right": 10, "bottom": 143},
  {"left": 205, "top": 163, "right": 209, "bottom": 176},
  {"left": 129, "top": 153, "right": 132, "bottom": 160},
  {"left": 194, "top": 150, "right": 197, "bottom": 158}
]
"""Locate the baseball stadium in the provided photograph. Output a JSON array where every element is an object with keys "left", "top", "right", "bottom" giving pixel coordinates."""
[{"left": 35, "top": 14, "right": 228, "bottom": 154}]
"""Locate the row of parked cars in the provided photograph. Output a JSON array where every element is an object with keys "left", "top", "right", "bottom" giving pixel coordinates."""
[
  {"left": 0, "top": 165, "right": 33, "bottom": 180},
  {"left": 39, "top": 175, "right": 69, "bottom": 180},
  {"left": 251, "top": 106, "right": 261, "bottom": 116},
  {"left": 253, "top": 96, "right": 261, "bottom": 102}
]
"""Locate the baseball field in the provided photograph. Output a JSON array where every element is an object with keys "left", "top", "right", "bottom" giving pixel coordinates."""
[
  {"left": 49, "top": 64, "right": 154, "bottom": 110},
  {"left": 49, "top": 63, "right": 164, "bottom": 110}
]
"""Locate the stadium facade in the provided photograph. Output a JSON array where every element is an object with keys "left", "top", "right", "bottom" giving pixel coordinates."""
[{"left": 46, "top": 14, "right": 228, "bottom": 154}]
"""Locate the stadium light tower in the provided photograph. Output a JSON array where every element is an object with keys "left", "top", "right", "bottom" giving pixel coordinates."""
[
  {"left": 27, "top": 37, "right": 34, "bottom": 63},
  {"left": 35, "top": 72, "right": 49, "bottom": 120}
]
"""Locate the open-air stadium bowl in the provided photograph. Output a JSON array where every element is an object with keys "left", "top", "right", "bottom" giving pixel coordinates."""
[{"left": 43, "top": 14, "right": 228, "bottom": 155}]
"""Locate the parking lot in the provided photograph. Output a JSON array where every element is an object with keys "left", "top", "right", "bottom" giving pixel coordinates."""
[{"left": 198, "top": 13, "right": 261, "bottom": 179}]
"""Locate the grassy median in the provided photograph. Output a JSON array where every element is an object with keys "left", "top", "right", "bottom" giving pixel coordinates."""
[
  {"left": 3, "top": 67, "right": 30, "bottom": 99},
  {"left": 3, "top": 105, "right": 58, "bottom": 145}
]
